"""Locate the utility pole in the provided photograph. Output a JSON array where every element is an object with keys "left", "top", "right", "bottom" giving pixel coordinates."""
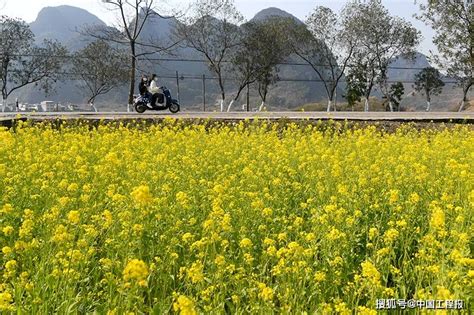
[
  {"left": 246, "top": 83, "right": 250, "bottom": 112},
  {"left": 202, "top": 74, "right": 206, "bottom": 112},
  {"left": 176, "top": 71, "right": 181, "bottom": 105}
]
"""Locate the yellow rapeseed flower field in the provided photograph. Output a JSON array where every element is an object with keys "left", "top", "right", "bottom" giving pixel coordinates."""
[{"left": 0, "top": 120, "right": 472, "bottom": 313}]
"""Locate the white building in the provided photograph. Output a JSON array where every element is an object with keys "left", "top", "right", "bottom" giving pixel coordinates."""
[{"left": 40, "top": 101, "right": 56, "bottom": 112}]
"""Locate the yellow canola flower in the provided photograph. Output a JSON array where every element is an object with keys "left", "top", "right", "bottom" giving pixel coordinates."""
[
  {"left": 262, "top": 207, "right": 273, "bottom": 216},
  {"left": 430, "top": 207, "right": 445, "bottom": 230},
  {"left": 0, "top": 204, "right": 13, "bottom": 214},
  {"left": 409, "top": 192, "right": 420, "bottom": 204},
  {"left": 388, "top": 189, "right": 399, "bottom": 204},
  {"left": 102, "top": 210, "right": 113, "bottom": 228},
  {"left": 361, "top": 261, "right": 380, "bottom": 286},
  {"left": 5, "top": 260, "right": 17, "bottom": 271},
  {"left": 182, "top": 232, "right": 194, "bottom": 243},
  {"left": 357, "top": 306, "right": 377, "bottom": 315},
  {"left": 0, "top": 292, "right": 13, "bottom": 311},
  {"left": 67, "top": 211, "right": 80, "bottom": 224},
  {"left": 176, "top": 191, "right": 189, "bottom": 207},
  {"left": 257, "top": 282, "right": 274, "bottom": 302},
  {"left": 130, "top": 185, "right": 153, "bottom": 205},
  {"left": 123, "top": 259, "right": 149, "bottom": 286},
  {"left": 214, "top": 255, "right": 225, "bottom": 267},
  {"left": 368, "top": 228, "right": 378, "bottom": 240},
  {"left": 396, "top": 220, "right": 407, "bottom": 228},
  {"left": 2, "top": 247, "right": 12, "bottom": 255},
  {"left": 314, "top": 271, "right": 326, "bottom": 282},
  {"left": 2, "top": 226, "right": 14, "bottom": 236},
  {"left": 327, "top": 227, "right": 345, "bottom": 241},
  {"left": 19, "top": 219, "right": 34, "bottom": 238},
  {"left": 173, "top": 295, "right": 197, "bottom": 315},
  {"left": 239, "top": 238, "right": 253, "bottom": 249},
  {"left": 383, "top": 228, "right": 399, "bottom": 244},
  {"left": 187, "top": 261, "right": 204, "bottom": 284}
]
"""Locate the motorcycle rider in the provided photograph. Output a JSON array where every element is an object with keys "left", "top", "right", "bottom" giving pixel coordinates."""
[{"left": 139, "top": 75, "right": 150, "bottom": 98}]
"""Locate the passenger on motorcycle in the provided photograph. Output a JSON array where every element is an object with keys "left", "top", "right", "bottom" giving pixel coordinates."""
[{"left": 148, "top": 74, "right": 163, "bottom": 107}]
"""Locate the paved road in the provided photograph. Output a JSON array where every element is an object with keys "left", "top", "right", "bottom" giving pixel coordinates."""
[{"left": 0, "top": 111, "right": 473, "bottom": 122}]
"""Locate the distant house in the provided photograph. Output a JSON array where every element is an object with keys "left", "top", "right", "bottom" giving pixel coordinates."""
[
  {"left": 40, "top": 101, "right": 57, "bottom": 112},
  {"left": 27, "top": 104, "right": 39, "bottom": 111}
]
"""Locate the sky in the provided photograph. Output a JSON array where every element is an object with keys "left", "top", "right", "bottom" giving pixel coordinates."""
[{"left": 0, "top": 0, "right": 436, "bottom": 55}]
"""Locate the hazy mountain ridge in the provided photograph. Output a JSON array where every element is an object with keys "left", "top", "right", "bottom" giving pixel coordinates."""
[
  {"left": 387, "top": 52, "right": 432, "bottom": 82},
  {"left": 386, "top": 53, "right": 472, "bottom": 111},
  {"left": 30, "top": 5, "right": 105, "bottom": 50},
  {"left": 251, "top": 7, "right": 302, "bottom": 23}
]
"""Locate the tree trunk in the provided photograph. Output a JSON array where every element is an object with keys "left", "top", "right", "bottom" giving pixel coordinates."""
[
  {"left": 458, "top": 100, "right": 465, "bottom": 112},
  {"left": 326, "top": 99, "right": 333, "bottom": 112},
  {"left": 425, "top": 90, "right": 431, "bottom": 112},
  {"left": 258, "top": 84, "right": 269, "bottom": 112},
  {"left": 226, "top": 100, "right": 235, "bottom": 112},
  {"left": 364, "top": 97, "right": 369, "bottom": 112},
  {"left": 87, "top": 95, "right": 96, "bottom": 106},
  {"left": 127, "top": 43, "right": 136, "bottom": 113},
  {"left": 327, "top": 88, "right": 337, "bottom": 112},
  {"left": 218, "top": 75, "right": 225, "bottom": 112},
  {"left": 388, "top": 100, "right": 394, "bottom": 112},
  {"left": 2, "top": 97, "right": 7, "bottom": 113},
  {"left": 245, "top": 83, "right": 250, "bottom": 112},
  {"left": 89, "top": 100, "right": 98, "bottom": 113},
  {"left": 458, "top": 86, "right": 469, "bottom": 112},
  {"left": 228, "top": 87, "right": 245, "bottom": 112}
]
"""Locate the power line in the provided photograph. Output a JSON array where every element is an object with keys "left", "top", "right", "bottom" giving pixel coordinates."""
[
  {"left": 141, "top": 57, "right": 434, "bottom": 71},
  {"left": 37, "top": 71, "right": 459, "bottom": 84},
  {"left": 0, "top": 53, "right": 436, "bottom": 71}
]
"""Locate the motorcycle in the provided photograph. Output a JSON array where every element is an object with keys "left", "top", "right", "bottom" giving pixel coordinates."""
[{"left": 134, "top": 86, "right": 180, "bottom": 113}]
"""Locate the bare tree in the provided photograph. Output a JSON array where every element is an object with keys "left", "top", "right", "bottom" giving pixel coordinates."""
[
  {"left": 175, "top": 0, "right": 243, "bottom": 112},
  {"left": 0, "top": 16, "right": 67, "bottom": 112},
  {"left": 72, "top": 40, "right": 129, "bottom": 110},
  {"left": 344, "top": 0, "right": 420, "bottom": 112},
  {"left": 417, "top": 1, "right": 473, "bottom": 112},
  {"left": 83, "top": 0, "right": 179, "bottom": 111}
]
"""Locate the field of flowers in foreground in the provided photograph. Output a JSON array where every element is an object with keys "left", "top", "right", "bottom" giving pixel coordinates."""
[{"left": 0, "top": 120, "right": 473, "bottom": 314}]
